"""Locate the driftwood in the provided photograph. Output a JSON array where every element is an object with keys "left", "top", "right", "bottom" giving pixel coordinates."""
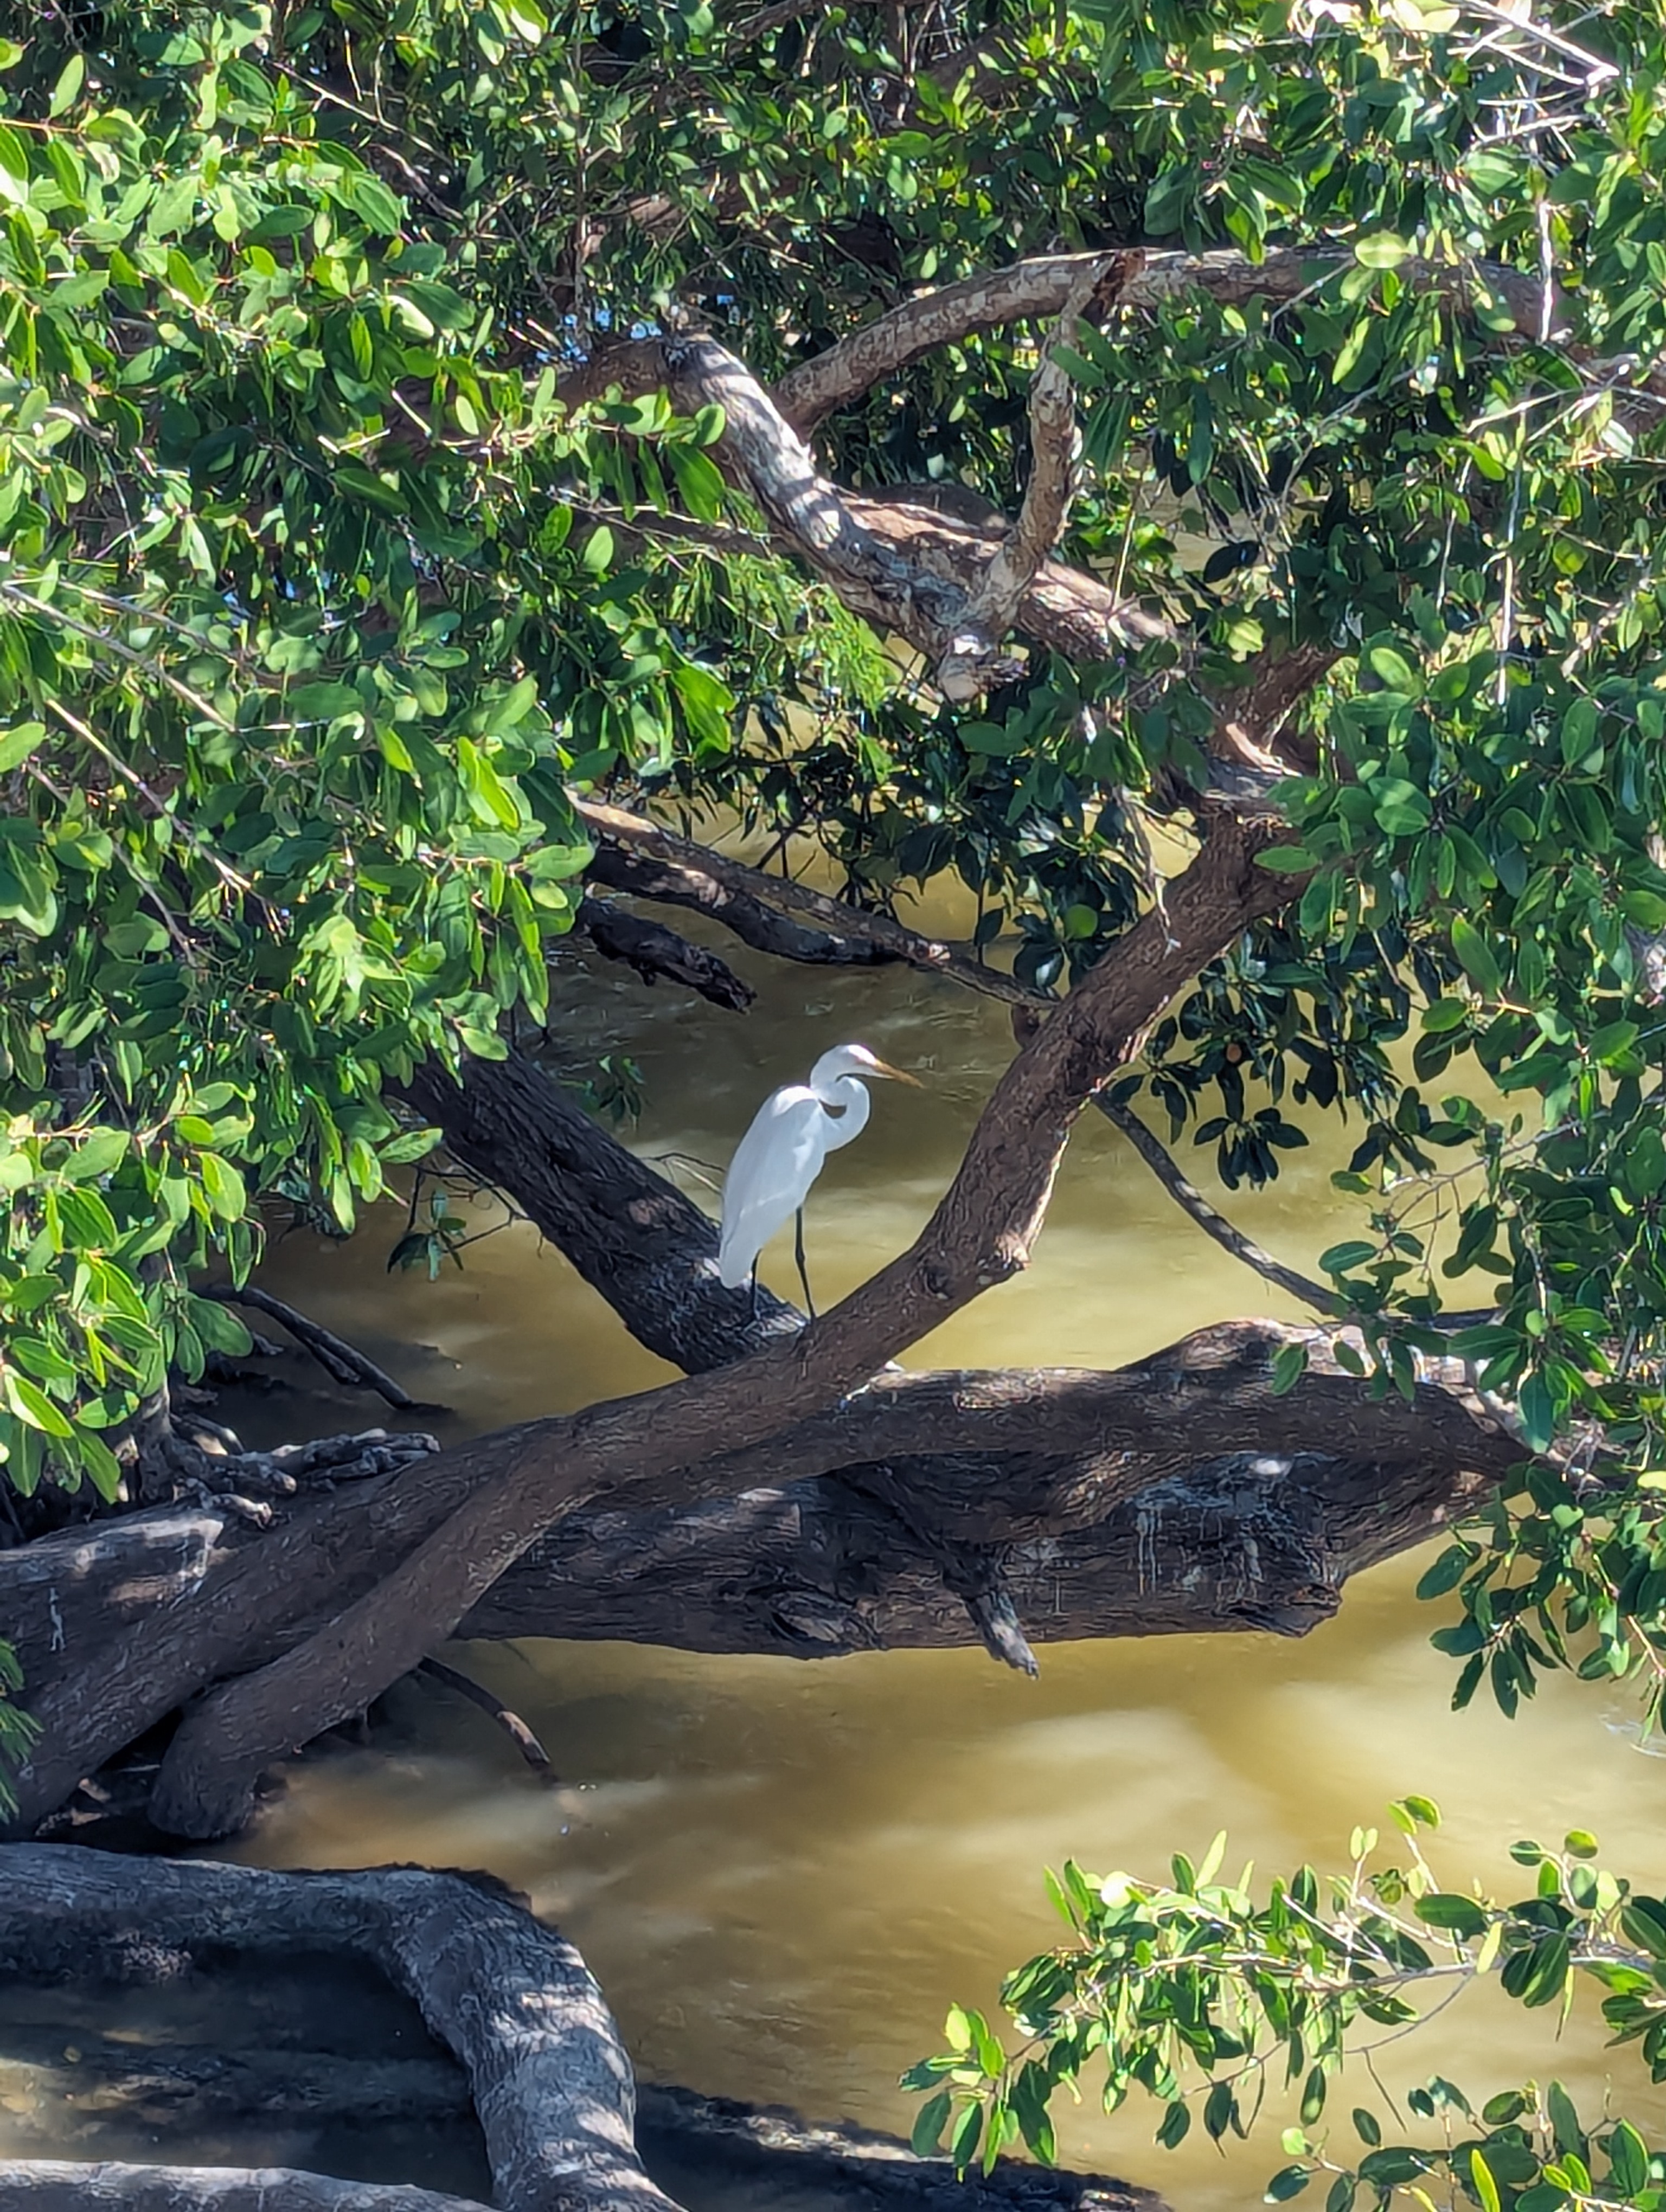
[
  {"left": 0, "top": 1848, "right": 680, "bottom": 2212},
  {"left": 0, "top": 1850, "right": 1159, "bottom": 2212}
]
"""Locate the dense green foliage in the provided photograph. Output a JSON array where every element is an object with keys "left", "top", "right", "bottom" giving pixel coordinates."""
[
  {"left": 7, "top": 0, "right": 1666, "bottom": 2182},
  {"left": 908, "top": 1804, "right": 1666, "bottom": 2208},
  {"left": 4, "top": 0, "right": 1666, "bottom": 2001}
]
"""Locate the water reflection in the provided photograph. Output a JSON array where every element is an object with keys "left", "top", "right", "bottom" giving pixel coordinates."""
[{"left": 215, "top": 910, "right": 1665, "bottom": 2209}]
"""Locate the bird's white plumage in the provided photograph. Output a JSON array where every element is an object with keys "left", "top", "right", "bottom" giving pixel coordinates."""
[{"left": 717, "top": 1044, "right": 903, "bottom": 1291}]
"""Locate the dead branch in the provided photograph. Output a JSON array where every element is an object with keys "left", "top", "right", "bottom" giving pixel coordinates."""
[
  {"left": 398, "top": 1052, "right": 807, "bottom": 1373},
  {"left": 585, "top": 843, "right": 896, "bottom": 967},
  {"left": 576, "top": 895, "right": 755, "bottom": 1010},
  {"left": 415, "top": 1655, "right": 558, "bottom": 1779},
  {"left": 200, "top": 1286, "right": 422, "bottom": 1411},
  {"left": 575, "top": 797, "right": 1039, "bottom": 1004}
]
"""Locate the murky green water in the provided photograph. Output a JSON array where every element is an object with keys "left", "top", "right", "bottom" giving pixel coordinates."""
[{"left": 16, "top": 889, "right": 1666, "bottom": 2206}]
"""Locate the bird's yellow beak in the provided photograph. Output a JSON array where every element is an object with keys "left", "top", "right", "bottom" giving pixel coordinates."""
[{"left": 872, "top": 1059, "right": 922, "bottom": 1086}]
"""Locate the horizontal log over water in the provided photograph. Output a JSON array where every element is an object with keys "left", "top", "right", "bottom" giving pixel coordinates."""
[{"left": 462, "top": 1445, "right": 1494, "bottom": 1653}]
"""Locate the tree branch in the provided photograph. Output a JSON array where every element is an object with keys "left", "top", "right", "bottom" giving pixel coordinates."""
[
  {"left": 585, "top": 843, "right": 895, "bottom": 968},
  {"left": 943, "top": 254, "right": 1144, "bottom": 698},
  {"left": 655, "top": 331, "right": 1159, "bottom": 704},
  {"left": 576, "top": 895, "right": 756, "bottom": 1010},
  {"left": 415, "top": 1655, "right": 558, "bottom": 1778},
  {"left": 575, "top": 797, "right": 1039, "bottom": 1003},
  {"left": 200, "top": 1286, "right": 422, "bottom": 1410},
  {"left": 771, "top": 248, "right": 1572, "bottom": 434}
]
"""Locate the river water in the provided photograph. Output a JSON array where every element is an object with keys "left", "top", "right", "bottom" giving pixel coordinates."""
[{"left": 14, "top": 906, "right": 1665, "bottom": 2205}]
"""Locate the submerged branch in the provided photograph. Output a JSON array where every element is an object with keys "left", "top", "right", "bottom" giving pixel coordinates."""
[{"left": 201, "top": 1285, "right": 424, "bottom": 1411}]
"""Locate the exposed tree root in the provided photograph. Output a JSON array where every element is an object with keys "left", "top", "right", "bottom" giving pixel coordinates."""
[{"left": 0, "top": 1851, "right": 1161, "bottom": 2212}]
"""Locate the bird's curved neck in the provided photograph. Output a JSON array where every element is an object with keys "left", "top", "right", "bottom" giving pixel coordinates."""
[{"left": 819, "top": 1074, "right": 872, "bottom": 1151}]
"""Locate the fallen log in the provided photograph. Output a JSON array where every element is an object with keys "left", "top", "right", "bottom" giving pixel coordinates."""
[
  {"left": 0, "top": 1850, "right": 1161, "bottom": 2212},
  {"left": 0, "top": 1849, "right": 679, "bottom": 2212}
]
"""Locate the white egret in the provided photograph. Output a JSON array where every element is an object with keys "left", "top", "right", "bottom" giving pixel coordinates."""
[{"left": 717, "top": 1043, "right": 921, "bottom": 1316}]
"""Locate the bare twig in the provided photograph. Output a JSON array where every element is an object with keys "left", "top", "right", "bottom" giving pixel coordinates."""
[
  {"left": 415, "top": 1655, "right": 559, "bottom": 1779},
  {"left": 201, "top": 1284, "right": 432, "bottom": 1410}
]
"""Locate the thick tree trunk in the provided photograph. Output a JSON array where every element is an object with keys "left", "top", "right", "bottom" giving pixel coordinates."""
[{"left": 397, "top": 1055, "right": 805, "bottom": 1374}]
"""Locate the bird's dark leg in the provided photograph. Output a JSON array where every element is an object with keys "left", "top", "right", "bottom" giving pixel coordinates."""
[
  {"left": 749, "top": 1262, "right": 761, "bottom": 1322},
  {"left": 793, "top": 1207, "right": 817, "bottom": 1320}
]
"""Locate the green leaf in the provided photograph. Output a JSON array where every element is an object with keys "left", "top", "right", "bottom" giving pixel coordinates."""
[
  {"left": 3, "top": 1368, "right": 73, "bottom": 1438},
  {"left": 1415, "top": 1893, "right": 1488, "bottom": 1940},
  {"left": 0, "top": 723, "right": 45, "bottom": 774},
  {"left": 1265, "top": 2168, "right": 1310, "bottom": 2202},
  {"left": 1319, "top": 1241, "right": 1375, "bottom": 1274},
  {"left": 1451, "top": 916, "right": 1503, "bottom": 998},
  {"left": 911, "top": 2091, "right": 951, "bottom": 2156},
  {"left": 1270, "top": 1340, "right": 1309, "bottom": 1396},
  {"left": 74, "top": 1426, "right": 123, "bottom": 1503},
  {"left": 1607, "top": 2120, "right": 1649, "bottom": 2197},
  {"left": 1157, "top": 2100, "right": 1191, "bottom": 2148},
  {"left": 48, "top": 53, "right": 85, "bottom": 115},
  {"left": 949, "top": 2099, "right": 982, "bottom": 2173},
  {"left": 60, "top": 1128, "right": 129, "bottom": 1182},
  {"left": 1469, "top": 2149, "right": 1501, "bottom": 2212},
  {"left": 197, "top": 1154, "right": 247, "bottom": 1222}
]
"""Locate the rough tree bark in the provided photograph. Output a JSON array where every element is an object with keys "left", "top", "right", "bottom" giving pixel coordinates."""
[
  {"left": 0, "top": 1848, "right": 681, "bottom": 2212},
  {"left": 0, "top": 1848, "right": 1157, "bottom": 2212},
  {"left": 2, "top": 1313, "right": 1511, "bottom": 1845}
]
